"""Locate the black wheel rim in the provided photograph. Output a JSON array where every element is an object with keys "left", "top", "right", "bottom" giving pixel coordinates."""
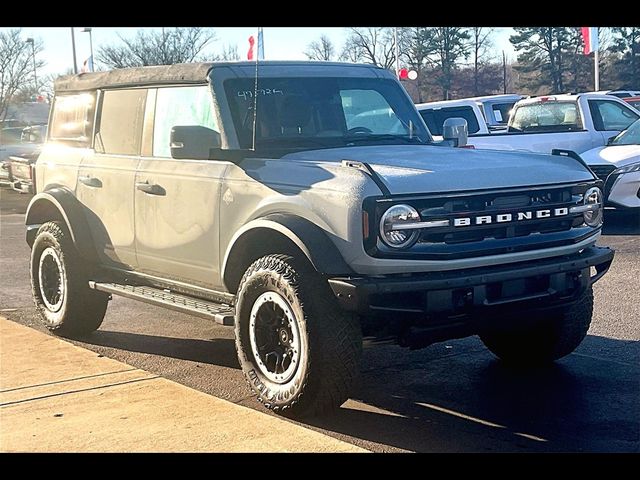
[{"left": 249, "top": 292, "right": 301, "bottom": 384}]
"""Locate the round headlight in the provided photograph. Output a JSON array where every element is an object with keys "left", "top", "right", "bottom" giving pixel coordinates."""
[
  {"left": 379, "top": 204, "right": 421, "bottom": 249},
  {"left": 583, "top": 186, "right": 603, "bottom": 227}
]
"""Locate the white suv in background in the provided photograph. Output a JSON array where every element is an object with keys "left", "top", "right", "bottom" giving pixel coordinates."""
[{"left": 582, "top": 119, "right": 640, "bottom": 213}]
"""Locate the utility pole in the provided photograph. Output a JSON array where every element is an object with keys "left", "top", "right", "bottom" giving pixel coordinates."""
[
  {"left": 502, "top": 51, "right": 507, "bottom": 94},
  {"left": 71, "top": 28, "right": 78, "bottom": 74}
]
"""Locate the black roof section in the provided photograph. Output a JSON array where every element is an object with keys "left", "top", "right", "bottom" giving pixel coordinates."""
[{"left": 54, "top": 61, "right": 382, "bottom": 92}]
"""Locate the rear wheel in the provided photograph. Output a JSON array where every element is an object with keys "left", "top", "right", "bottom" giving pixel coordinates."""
[
  {"left": 480, "top": 287, "right": 593, "bottom": 365},
  {"left": 235, "top": 254, "right": 362, "bottom": 417},
  {"left": 30, "top": 221, "right": 109, "bottom": 336}
]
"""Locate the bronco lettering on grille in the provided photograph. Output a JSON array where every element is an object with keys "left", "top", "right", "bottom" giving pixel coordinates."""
[{"left": 453, "top": 207, "right": 569, "bottom": 227}]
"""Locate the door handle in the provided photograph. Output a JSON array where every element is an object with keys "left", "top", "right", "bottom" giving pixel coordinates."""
[
  {"left": 79, "top": 175, "right": 102, "bottom": 188},
  {"left": 136, "top": 181, "right": 166, "bottom": 196}
]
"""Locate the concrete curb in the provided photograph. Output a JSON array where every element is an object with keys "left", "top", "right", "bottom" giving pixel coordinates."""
[{"left": 0, "top": 318, "right": 367, "bottom": 453}]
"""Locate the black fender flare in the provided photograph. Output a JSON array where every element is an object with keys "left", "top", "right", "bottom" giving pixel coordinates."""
[
  {"left": 25, "top": 188, "right": 98, "bottom": 261},
  {"left": 222, "top": 213, "right": 354, "bottom": 291}
]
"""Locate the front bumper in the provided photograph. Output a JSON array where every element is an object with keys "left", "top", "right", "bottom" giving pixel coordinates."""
[{"left": 328, "top": 246, "right": 614, "bottom": 315}]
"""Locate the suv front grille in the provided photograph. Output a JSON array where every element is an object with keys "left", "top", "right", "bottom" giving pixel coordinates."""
[{"left": 368, "top": 184, "right": 598, "bottom": 260}]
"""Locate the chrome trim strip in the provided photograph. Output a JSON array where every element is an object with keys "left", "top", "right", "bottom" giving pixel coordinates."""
[{"left": 390, "top": 220, "right": 450, "bottom": 230}]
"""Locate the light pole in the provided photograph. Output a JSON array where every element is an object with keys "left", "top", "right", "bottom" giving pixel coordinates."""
[
  {"left": 25, "top": 37, "right": 37, "bottom": 92},
  {"left": 81, "top": 27, "right": 94, "bottom": 71},
  {"left": 70, "top": 28, "right": 78, "bottom": 74}
]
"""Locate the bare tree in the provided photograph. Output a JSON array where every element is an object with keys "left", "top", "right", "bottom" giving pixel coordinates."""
[
  {"left": 304, "top": 35, "right": 336, "bottom": 61},
  {"left": 469, "top": 27, "right": 495, "bottom": 95},
  {"left": 0, "top": 29, "right": 45, "bottom": 122},
  {"left": 97, "top": 27, "right": 216, "bottom": 69},
  {"left": 340, "top": 27, "right": 396, "bottom": 69},
  {"left": 214, "top": 44, "right": 240, "bottom": 61}
]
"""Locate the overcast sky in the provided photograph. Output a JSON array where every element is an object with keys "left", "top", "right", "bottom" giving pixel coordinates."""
[{"left": 3, "top": 27, "right": 517, "bottom": 76}]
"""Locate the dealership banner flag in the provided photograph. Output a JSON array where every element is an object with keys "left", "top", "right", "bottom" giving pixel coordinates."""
[
  {"left": 247, "top": 28, "right": 264, "bottom": 61},
  {"left": 581, "top": 27, "right": 599, "bottom": 55}
]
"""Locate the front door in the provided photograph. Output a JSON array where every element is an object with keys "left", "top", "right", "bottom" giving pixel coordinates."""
[
  {"left": 76, "top": 88, "right": 147, "bottom": 269},
  {"left": 589, "top": 99, "right": 640, "bottom": 145},
  {"left": 134, "top": 85, "right": 228, "bottom": 289}
]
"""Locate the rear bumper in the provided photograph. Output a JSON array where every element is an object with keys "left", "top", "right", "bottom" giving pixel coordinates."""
[{"left": 328, "top": 246, "right": 614, "bottom": 315}]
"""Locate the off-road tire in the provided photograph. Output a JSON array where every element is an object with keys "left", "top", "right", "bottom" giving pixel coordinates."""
[
  {"left": 235, "top": 254, "right": 362, "bottom": 418},
  {"left": 479, "top": 287, "right": 593, "bottom": 365},
  {"left": 30, "top": 221, "right": 108, "bottom": 336}
]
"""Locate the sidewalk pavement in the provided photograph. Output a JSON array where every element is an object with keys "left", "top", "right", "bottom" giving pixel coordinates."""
[{"left": 0, "top": 318, "right": 367, "bottom": 453}]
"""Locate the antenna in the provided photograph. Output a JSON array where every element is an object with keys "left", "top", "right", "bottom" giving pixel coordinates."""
[
  {"left": 251, "top": 28, "right": 263, "bottom": 152},
  {"left": 251, "top": 55, "right": 258, "bottom": 151}
]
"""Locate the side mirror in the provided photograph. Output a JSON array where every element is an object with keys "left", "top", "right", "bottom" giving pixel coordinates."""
[
  {"left": 606, "top": 135, "right": 616, "bottom": 146},
  {"left": 170, "top": 125, "right": 221, "bottom": 160},
  {"left": 442, "top": 117, "right": 468, "bottom": 147}
]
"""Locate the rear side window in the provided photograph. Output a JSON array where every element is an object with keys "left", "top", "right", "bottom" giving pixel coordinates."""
[
  {"left": 491, "top": 102, "right": 516, "bottom": 125},
  {"left": 588, "top": 99, "right": 639, "bottom": 131},
  {"left": 509, "top": 102, "right": 582, "bottom": 132},
  {"left": 152, "top": 85, "right": 217, "bottom": 158},
  {"left": 419, "top": 106, "right": 480, "bottom": 135},
  {"left": 97, "top": 89, "right": 147, "bottom": 155},
  {"left": 49, "top": 92, "right": 96, "bottom": 145}
]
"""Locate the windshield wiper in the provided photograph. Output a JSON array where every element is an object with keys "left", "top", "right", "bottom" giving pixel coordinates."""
[{"left": 342, "top": 134, "right": 428, "bottom": 145}]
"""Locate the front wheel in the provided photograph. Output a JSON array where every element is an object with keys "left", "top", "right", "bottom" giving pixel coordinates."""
[
  {"left": 234, "top": 254, "right": 362, "bottom": 417},
  {"left": 480, "top": 287, "right": 594, "bottom": 365},
  {"left": 30, "top": 221, "right": 109, "bottom": 336}
]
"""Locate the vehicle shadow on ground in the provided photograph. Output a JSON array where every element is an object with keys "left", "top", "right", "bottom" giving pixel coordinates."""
[
  {"left": 310, "top": 335, "right": 639, "bottom": 452},
  {"left": 78, "top": 330, "right": 240, "bottom": 369},
  {"left": 603, "top": 211, "right": 640, "bottom": 235}
]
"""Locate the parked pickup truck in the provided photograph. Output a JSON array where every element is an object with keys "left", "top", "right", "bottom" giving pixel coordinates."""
[
  {"left": 416, "top": 94, "right": 524, "bottom": 138},
  {"left": 466, "top": 93, "right": 640, "bottom": 154},
  {"left": 26, "top": 61, "right": 614, "bottom": 417}
]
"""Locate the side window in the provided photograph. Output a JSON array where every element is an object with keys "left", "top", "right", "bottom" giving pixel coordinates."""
[
  {"left": 97, "top": 89, "right": 146, "bottom": 155},
  {"left": 153, "top": 85, "right": 217, "bottom": 158},
  {"left": 589, "top": 100, "right": 639, "bottom": 131},
  {"left": 49, "top": 92, "right": 96, "bottom": 145},
  {"left": 419, "top": 107, "right": 480, "bottom": 136}
]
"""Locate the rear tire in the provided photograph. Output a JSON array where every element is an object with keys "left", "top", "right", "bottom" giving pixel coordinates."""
[
  {"left": 30, "top": 221, "right": 109, "bottom": 336},
  {"left": 235, "top": 254, "right": 362, "bottom": 417},
  {"left": 480, "top": 287, "right": 593, "bottom": 365}
]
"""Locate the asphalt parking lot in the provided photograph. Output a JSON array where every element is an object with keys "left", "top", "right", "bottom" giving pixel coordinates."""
[{"left": 1, "top": 187, "right": 638, "bottom": 452}]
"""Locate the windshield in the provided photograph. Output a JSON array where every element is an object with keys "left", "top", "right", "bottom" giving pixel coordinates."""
[
  {"left": 225, "top": 77, "right": 431, "bottom": 150},
  {"left": 611, "top": 119, "right": 640, "bottom": 145},
  {"left": 510, "top": 101, "right": 582, "bottom": 133}
]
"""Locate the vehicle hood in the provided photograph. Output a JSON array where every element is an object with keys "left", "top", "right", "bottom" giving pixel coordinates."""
[
  {"left": 281, "top": 145, "right": 595, "bottom": 195},
  {"left": 581, "top": 145, "right": 640, "bottom": 168}
]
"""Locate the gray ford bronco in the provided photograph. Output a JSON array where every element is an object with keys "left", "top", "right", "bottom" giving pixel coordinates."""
[{"left": 26, "top": 61, "right": 614, "bottom": 417}]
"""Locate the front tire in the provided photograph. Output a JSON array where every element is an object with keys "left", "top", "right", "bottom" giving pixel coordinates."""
[
  {"left": 235, "top": 254, "right": 362, "bottom": 417},
  {"left": 30, "top": 221, "right": 109, "bottom": 336},
  {"left": 479, "top": 287, "right": 594, "bottom": 365}
]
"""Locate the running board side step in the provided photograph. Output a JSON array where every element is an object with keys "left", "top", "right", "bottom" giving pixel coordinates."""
[{"left": 88, "top": 281, "right": 235, "bottom": 326}]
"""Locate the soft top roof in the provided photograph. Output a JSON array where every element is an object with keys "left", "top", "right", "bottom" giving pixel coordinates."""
[
  {"left": 55, "top": 62, "right": 215, "bottom": 92},
  {"left": 54, "top": 61, "right": 385, "bottom": 92}
]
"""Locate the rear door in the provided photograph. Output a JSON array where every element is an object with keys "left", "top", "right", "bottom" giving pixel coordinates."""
[
  {"left": 134, "top": 84, "right": 228, "bottom": 289},
  {"left": 76, "top": 88, "right": 146, "bottom": 268}
]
